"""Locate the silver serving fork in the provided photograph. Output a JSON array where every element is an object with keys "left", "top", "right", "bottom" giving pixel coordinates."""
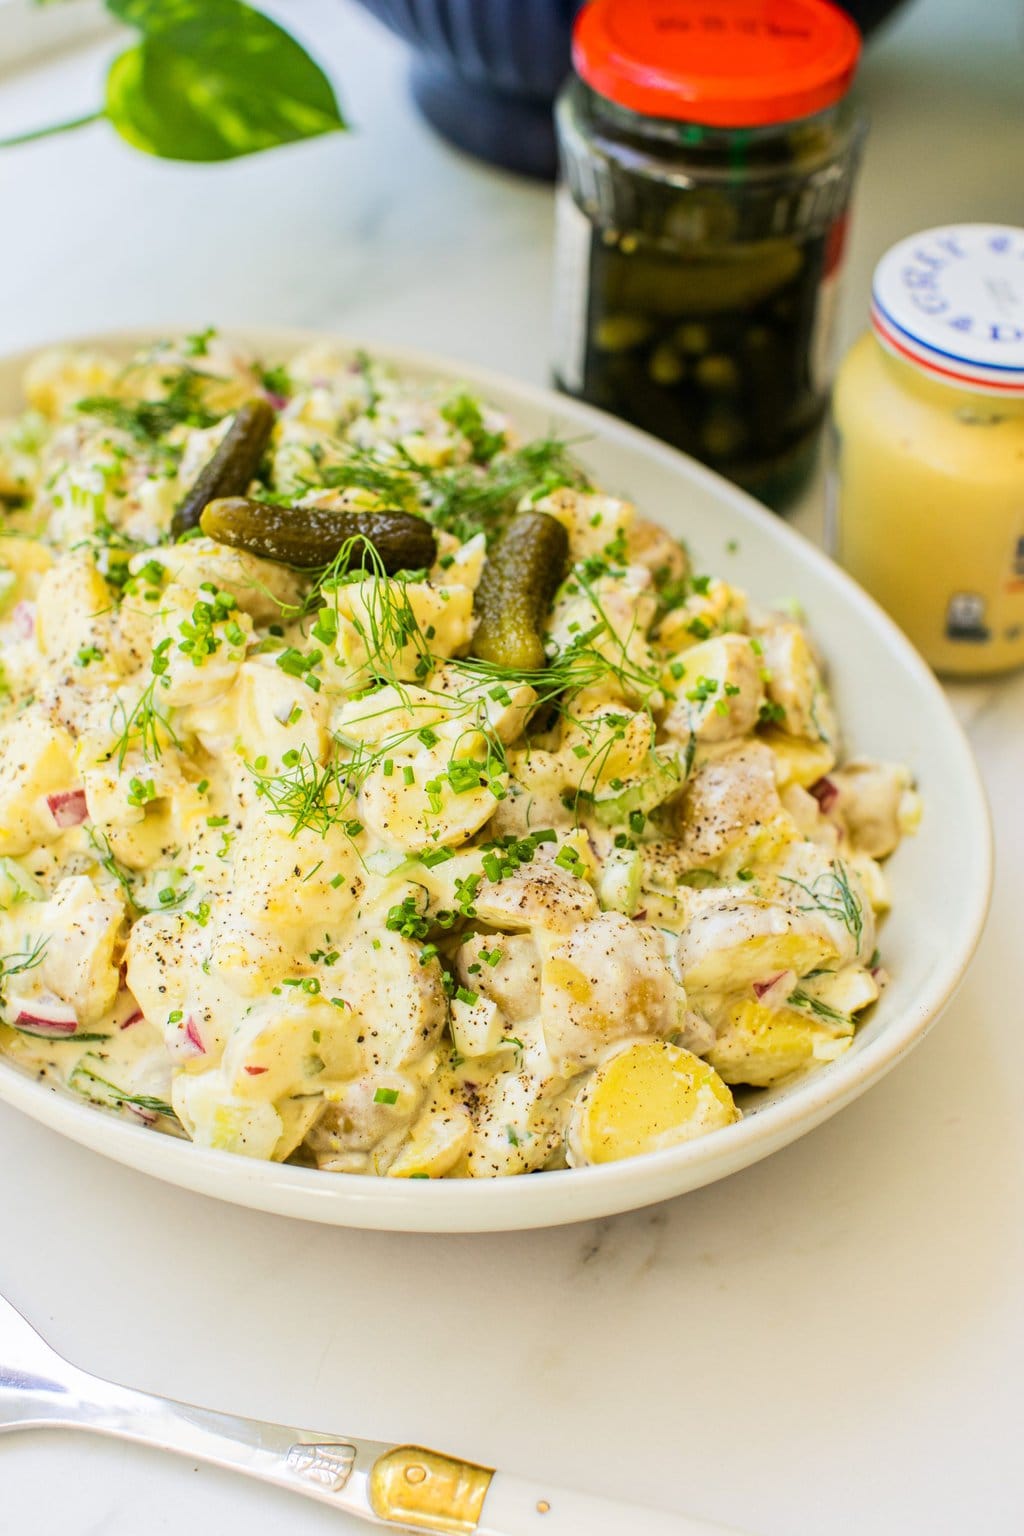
[{"left": 0, "top": 1290, "right": 742, "bottom": 1534}]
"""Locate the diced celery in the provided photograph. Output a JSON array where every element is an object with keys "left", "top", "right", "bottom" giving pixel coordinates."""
[
  {"left": 591, "top": 752, "right": 683, "bottom": 827},
  {"left": 596, "top": 847, "right": 642, "bottom": 915},
  {"left": 0, "top": 857, "right": 44, "bottom": 910},
  {"left": 69, "top": 1057, "right": 175, "bottom": 1119}
]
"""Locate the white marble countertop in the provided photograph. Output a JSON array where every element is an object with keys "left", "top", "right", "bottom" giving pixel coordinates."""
[{"left": 1, "top": 3, "right": 1023, "bottom": 1532}]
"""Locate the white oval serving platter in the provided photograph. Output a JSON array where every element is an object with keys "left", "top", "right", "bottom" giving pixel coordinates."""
[{"left": 0, "top": 328, "right": 993, "bottom": 1231}]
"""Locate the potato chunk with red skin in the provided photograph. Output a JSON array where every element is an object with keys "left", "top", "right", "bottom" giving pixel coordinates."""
[
  {"left": 0, "top": 716, "right": 78, "bottom": 858},
  {"left": 6, "top": 876, "right": 125, "bottom": 1027}
]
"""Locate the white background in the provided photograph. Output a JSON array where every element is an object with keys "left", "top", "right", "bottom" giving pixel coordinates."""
[{"left": 1, "top": 2, "right": 1023, "bottom": 1532}]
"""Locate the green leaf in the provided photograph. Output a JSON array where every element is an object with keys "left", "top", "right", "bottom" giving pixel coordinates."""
[{"left": 104, "top": 0, "right": 346, "bottom": 162}]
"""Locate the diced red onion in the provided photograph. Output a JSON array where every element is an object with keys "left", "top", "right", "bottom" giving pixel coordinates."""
[
  {"left": 184, "top": 1016, "right": 206, "bottom": 1055},
  {"left": 753, "top": 970, "right": 798, "bottom": 1008},
  {"left": 120, "top": 1009, "right": 144, "bottom": 1030},
  {"left": 47, "top": 788, "right": 88, "bottom": 828},
  {"left": 265, "top": 391, "right": 288, "bottom": 411},
  {"left": 11, "top": 601, "right": 35, "bottom": 640},
  {"left": 809, "top": 776, "right": 840, "bottom": 814},
  {"left": 753, "top": 972, "right": 788, "bottom": 1001},
  {"left": 126, "top": 1103, "right": 158, "bottom": 1126},
  {"left": 14, "top": 1000, "right": 79, "bottom": 1035}
]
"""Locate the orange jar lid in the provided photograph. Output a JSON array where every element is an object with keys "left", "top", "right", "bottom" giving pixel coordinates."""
[{"left": 572, "top": 0, "right": 862, "bottom": 128}]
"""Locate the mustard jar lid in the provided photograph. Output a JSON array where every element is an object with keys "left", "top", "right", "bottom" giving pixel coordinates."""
[{"left": 871, "top": 223, "right": 1024, "bottom": 395}]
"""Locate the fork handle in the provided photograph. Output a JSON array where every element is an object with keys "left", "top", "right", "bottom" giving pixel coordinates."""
[
  {"left": 33, "top": 1367, "right": 391, "bottom": 1514},
  {"left": 29, "top": 1367, "right": 743, "bottom": 1535},
  {"left": 480, "top": 1472, "right": 738, "bottom": 1534}
]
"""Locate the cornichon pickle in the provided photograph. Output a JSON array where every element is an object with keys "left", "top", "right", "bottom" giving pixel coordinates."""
[
  {"left": 199, "top": 496, "right": 437, "bottom": 573},
  {"left": 471, "top": 511, "right": 569, "bottom": 672},
  {"left": 172, "top": 398, "right": 276, "bottom": 539},
  {"left": 603, "top": 243, "right": 804, "bottom": 319}
]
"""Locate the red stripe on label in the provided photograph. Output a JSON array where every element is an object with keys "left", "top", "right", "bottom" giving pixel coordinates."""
[{"left": 872, "top": 308, "right": 1024, "bottom": 395}]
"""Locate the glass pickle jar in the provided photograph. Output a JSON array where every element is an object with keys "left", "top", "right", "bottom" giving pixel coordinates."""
[
  {"left": 833, "top": 224, "right": 1024, "bottom": 676},
  {"left": 553, "top": 0, "right": 866, "bottom": 507}
]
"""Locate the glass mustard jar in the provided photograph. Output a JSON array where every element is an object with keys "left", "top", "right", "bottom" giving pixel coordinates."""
[
  {"left": 832, "top": 224, "right": 1024, "bottom": 676},
  {"left": 553, "top": 0, "right": 867, "bottom": 508}
]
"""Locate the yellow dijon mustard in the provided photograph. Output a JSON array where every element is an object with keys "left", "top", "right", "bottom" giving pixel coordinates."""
[{"left": 832, "top": 223, "right": 1024, "bottom": 676}]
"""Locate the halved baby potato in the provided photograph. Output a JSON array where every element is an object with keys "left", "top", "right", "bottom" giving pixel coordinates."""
[
  {"left": 678, "top": 908, "right": 842, "bottom": 993},
  {"left": 388, "top": 1106, "right": 473, "bottom": 1179},
  {"left": 359, "top": 740, "right": 503, "bottom": 853},
  {"left": 762, "top": 728, "right": 836, "bottom": 789},
  {"left": 706, "top": 998, "right": 853, "bottom": 1089},
  {"left": 567, "top": 1040, "right": 737, "bottom": 1166}
]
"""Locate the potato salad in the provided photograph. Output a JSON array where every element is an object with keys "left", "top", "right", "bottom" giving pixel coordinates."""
[{"left": 0, "top": 333, "right": 918, "bottom": 1178}]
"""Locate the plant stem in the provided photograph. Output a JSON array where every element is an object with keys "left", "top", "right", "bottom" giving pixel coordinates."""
[{"left": 0, "top": 110, "right": 104, "bottom": 150}]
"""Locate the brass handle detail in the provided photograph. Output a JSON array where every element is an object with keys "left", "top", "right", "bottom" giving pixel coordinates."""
[{"left": 369, "top": 1445, "right": 494, "bottom": 1533}]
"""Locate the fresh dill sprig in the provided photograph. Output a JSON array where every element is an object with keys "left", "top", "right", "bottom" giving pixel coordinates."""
[
  {"left": 248, "top": 745, "right": 356, "bottom": 839},
  {"left": 419, "top": 434, "right": 591, "bottom": 541},
  {"left": 779, "top": 860, "right": 864, "bottom": 950},
  {"left": 293, "top": 432, "right": 590, "bottom": 544},
  {"left": 353, "top": 350, "right": 381, "bottom": 418},
  {"left": 114, "top": 1089, "right": 177, "bottom": 1117},
  {"left": 0, "top": 936, "right": 49, "bottom": 998},
  {"left": 108, "top": 676, "right": 180, "bottom": 771},
  {"left": 787, "top": 988, "right": 852, "bottom": 1028},
  {"left": 451, "top": 611, "right": 658, "bottom": 717},
  {"left": 75, "top": 370, "right": 220, "bottom": 444},
  {"left": 85, "top": 826, "right": 136, "bottom": 907},
  {"left": 71, "top": 1064, "right": 177, "bottom": 1120}
]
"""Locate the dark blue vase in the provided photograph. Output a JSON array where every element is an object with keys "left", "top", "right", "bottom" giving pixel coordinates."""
[
  {"left": 354, "top": 0, "right": 583, "bottom": 177},
  {"left": 353, "top": 0, "right": 908, "bottom": 180}
]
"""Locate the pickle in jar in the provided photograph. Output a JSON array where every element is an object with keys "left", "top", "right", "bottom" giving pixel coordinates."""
[{"left": 553, "top": 13, "right": 866, "bottom": 506}]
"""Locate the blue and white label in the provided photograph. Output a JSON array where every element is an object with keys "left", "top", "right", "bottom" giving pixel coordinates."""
[{"left": 872, "top": 223, "right": 1024, "bottom": 390}]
